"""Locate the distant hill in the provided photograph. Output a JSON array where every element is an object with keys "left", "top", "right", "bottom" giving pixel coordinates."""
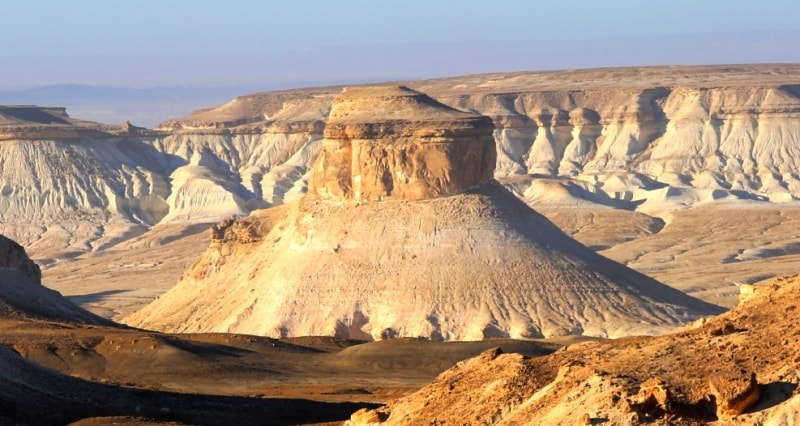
[{"left": 0, "top": 83, "right": 323, "bottom": 128}]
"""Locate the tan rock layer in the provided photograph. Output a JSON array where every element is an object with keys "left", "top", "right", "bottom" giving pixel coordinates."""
[
  {"left": 709, "top": 371, "right": 761, "bottom": 420},
  {"left": 309, "top": 86, "right": 497, "bottom": 201},
  {"left": 310, "top": 136, "right": 496, "bottom": 201}
]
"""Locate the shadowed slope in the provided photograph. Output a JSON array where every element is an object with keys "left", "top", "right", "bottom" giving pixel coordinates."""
[{"left": 0, "top": 234, "right": 110, "bottom": 325}]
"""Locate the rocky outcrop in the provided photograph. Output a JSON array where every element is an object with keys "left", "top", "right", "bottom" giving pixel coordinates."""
[
  {"left": 348, "top": 274, "right": 800, "bottom": 425},
  {"left": 209, "top": 216, "right": 265, "bottom": 245},
  {"left": 0, "top": 234, "right": 41, "bottom": 284},
  {"left": 3, "top": 65, "right": 800, "bottom": 261},
  {"left": 126, "top": 86, "right": 720, "bottom": 340},
  {"left": 0, "top": 234, "right": 108, "bottom": 324},
  {"left": 709, "top": 371, "right": 761, "bottom": 420},
  {"left": 310, "top": 86, "right": 495, "bottom": 201}
]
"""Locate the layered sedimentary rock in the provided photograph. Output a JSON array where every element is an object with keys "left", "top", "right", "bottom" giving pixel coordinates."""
[
  {"left": 0, "top": 100, "right": 325, "bottom": 259},
  {"left": 2, "top": 65, "right": 799, "bottom": 261},
  {"left": 309, "top": 86, "right": 495, "bottom": 201},
  {"left": 126, "top": 86, "right": 721, "bottom": 340}
]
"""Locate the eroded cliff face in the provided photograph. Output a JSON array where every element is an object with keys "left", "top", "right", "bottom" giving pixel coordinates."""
[
  {"left": 309, "top": 86, "right": 496, "bottom": 201},
  {"left": 0, "top": 104, "right": 325, "bottom": 257},
  {"left": 431, "top": 84, "right": 800, "bottom": 205},
  {"left": 2, "top": 65, "right": 799, "bottom": 259},
  {"left": 159, "top": 64, "right": 800, "bottom": 214}
]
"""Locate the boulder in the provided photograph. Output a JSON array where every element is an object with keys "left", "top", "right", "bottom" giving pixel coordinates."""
[{"left": 709, "top": 370, "right": 761, "bottom": 420}]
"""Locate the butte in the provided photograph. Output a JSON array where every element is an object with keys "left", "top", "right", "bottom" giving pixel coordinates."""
[{"left": 126, "top": 86, "right": 721, "bottom": 340}]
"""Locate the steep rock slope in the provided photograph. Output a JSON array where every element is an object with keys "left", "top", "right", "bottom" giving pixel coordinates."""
[
  {"left": 350, "top": 275, "right": 800, "bottom": 425},
  {"left": 0, "top": 104, "right": 324, "bottom": 259},
  {"left": 126, "top": 86, "right": 720, "bottom": 340},
  {"left": 0, "top": 234, "right": 41, "bottom": 284},
  {"left": 0, "top": 234, "right": 108, "bottom": 324}
]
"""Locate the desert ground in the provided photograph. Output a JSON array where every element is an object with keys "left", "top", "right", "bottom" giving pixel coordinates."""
[{"left": 0, "top": 315, "right": 561, "bottom": 424}]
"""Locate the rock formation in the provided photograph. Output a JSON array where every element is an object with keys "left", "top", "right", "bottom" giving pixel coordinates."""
[
  {"left": 2, "top": 65, "right": 800, "bottom": 265},
  {"left": 709, "top": 371, "right": 762, "bottom": 420},
  {"left": 347, "top": 274, "right": 800, "bottom": 425},
  {"left": 0, "top": 234, "right": 41, "bottom": 284},
  {"left": 309, "top": 86, "right": 496, "bottom": 201},
  {"left": 0, "top": 102, "right": 322, "bottom": 260},
  {"left": 3, "top": 65, "right": 800, "bottom": 315},
  {"left": 125, "top": 86, "right": 720, "bottom": 340},
  {"left": 0, "top": 234, "right": 108, "bottom": 324}
]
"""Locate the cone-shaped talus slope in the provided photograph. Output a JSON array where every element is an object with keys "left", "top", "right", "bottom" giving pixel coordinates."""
[{"left": 126, "top": 86, "right": 722, "bottom": 340}]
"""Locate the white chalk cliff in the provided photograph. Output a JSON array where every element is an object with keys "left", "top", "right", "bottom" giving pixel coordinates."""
[
  {"left": 2, "top": 65, "right": 800, "bottom": 262},
  {"left": 0, "top": 103, "right": 323, "bottom": 260}
]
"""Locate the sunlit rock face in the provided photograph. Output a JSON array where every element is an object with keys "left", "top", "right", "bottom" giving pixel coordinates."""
[
  {"left": 309, "top": 86, "right": 496, "bottom": 201},
  {"left": 126, "top": 86, "right": 721, "bottom": 342},
  {"left": 4, "top": 66, "right": 800, "bottom": 260}
]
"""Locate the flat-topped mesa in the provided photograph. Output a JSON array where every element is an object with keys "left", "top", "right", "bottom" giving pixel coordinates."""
[
  {"left": 0, "top": 105, "right": 160, "bottom": 140},
  {"left": 309, "top": 86, "right": 496, "bottom": 201}
]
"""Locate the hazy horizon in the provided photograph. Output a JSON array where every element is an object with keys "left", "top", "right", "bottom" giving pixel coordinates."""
[{"left": 2, "top": 0, "right": 798, "bottom": 126}]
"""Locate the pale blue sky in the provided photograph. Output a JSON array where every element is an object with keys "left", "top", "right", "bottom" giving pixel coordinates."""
[{"left": 1, "top": 0, "right": 798, "bottom": 91}]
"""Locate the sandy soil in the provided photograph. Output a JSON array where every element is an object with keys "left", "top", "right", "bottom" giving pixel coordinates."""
[
  {"left": 42, "top": 223, "right": 210, "bottom": 320},
  {"left": 541, "top": 204, "right": 800, "bottom": 307}
]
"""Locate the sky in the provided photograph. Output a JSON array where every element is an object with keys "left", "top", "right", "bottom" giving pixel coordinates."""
[
  {"left": 2, "top": 0, "right": 799, "bottom": 90},
  {"left": 1, "top": 0, "right": 798, "bottom": 126}
]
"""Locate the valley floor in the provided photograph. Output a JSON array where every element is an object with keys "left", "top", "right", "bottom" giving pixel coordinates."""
[{"left": 0, "top": 316, "right": 562, "bottom": 425}]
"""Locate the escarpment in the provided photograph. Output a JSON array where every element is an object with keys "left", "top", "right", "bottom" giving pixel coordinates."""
[
  {"left": 126, "top": 86, "right": 721, "bottom": 341},
  {"left": 2, "top": 65, "right": 799, "bottom": 259},
  {"left": 0, "top": 100, "right": 326, "bottom": 257}
]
